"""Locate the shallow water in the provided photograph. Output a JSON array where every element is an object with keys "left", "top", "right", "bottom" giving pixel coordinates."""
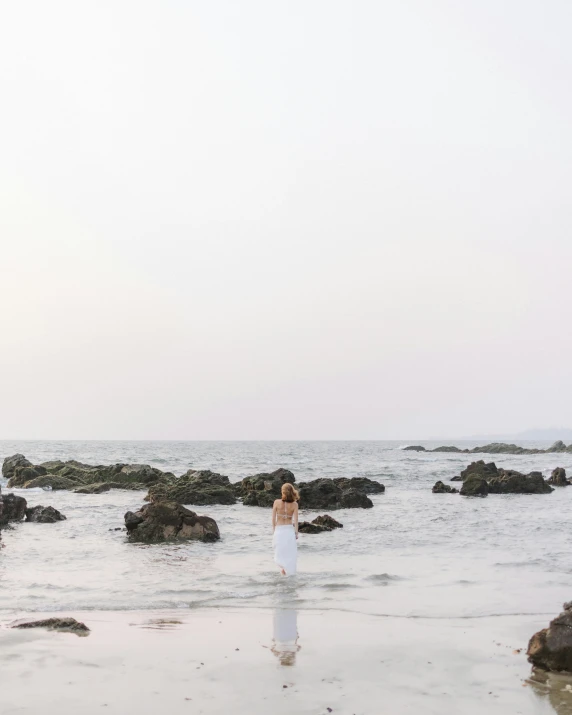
[{"left": 1, "top": 440, "right": 571, "bottom": 621}]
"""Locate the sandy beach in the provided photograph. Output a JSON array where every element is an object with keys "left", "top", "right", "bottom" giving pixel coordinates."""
[{"left": 0, "top": 608, "right": 568, "bottom": 715}]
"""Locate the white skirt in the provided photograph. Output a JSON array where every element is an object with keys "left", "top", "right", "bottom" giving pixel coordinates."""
[{"left": 273, "top": 525, "right": 297, "bottom": 575}]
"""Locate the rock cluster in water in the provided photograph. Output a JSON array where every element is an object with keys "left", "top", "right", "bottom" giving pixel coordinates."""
[
  {"left": 13, "top": 617, "right": 90, "bottom": 635},
  {"left": 453, "top": 461, "right": 554, "bottom": 497},
  {"left": 3, "top": 454, "right": 172, "bottom": 491},
  {"left": 124, "top": 501, "right": 220, "bottom": 543},
  {"left": 0, "top": 492, "right": 66, "bottom": 527},
  {"left": 405, "top": 441, "right": 572, "bottom": 455},
  {"left": 147, "top": 469, "right": 237, "bottom": 506},
  {"left": 528, "top": 602, "right": 572, "bottom": 672},
  {"left": 298, "top": 514, "right": 343, "bottom": 534},
  {"left": 432, "top": 481, "right": 458, "bottom": 494}
]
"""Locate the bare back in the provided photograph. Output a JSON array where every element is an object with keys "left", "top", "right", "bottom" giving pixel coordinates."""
[{"left": 273, "top": 499, "right": 298, "bottom": 525}]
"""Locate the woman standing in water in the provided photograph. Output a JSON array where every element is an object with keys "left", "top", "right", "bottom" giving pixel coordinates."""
[{"left": 272, "top": 483, "right": 299, "bottom": 576}]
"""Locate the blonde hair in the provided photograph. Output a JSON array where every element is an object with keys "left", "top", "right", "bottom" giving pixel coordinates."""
[{"left": 281, "top": 482, "right": 299, "bottom": 503}]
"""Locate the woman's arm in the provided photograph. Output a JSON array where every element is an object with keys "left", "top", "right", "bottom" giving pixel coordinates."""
[
  {"left": 272, "top": 502, "right": 277, "bottom": 533},
  {"left": 294, "top": 503, "right": 299, "bottom": 539}
]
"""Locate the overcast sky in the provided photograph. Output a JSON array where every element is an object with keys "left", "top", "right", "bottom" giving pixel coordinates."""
[{"left": 0, "top": 1, "right": 571, "bottom": 440}]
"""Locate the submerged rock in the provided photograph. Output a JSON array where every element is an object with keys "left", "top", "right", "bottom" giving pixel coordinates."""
[
  {"left": 403, "top": 445, "right": 426, "bottom": 452},
  {"left": 236, "top": 468, "right": 296, "bottom": 507},
  {"left": 298, "top": 514, "right": 343, "bottom": 534},
  {"left": 548, "top": 467, "right": 570, "bottom": 486},
  {"left": 25, "top": 505, "right": 66, "bottom": 523},
  {"left": 528, "top": 602, "right": 572, "bottom": 672},
  {"left": 297, "top": 478, "right": 373, "bottom": 510},
  {"left": 74, "top": 483, "right": 112, "bottom": 494},
  {"left": 0, "top": 494, "right": 28, "bottom": 525},
  {"left": 124, "top": 501, "right": 220, "bottom": 543},
  {"left": 147, "top": 469, "right": 236, "bottom": 506},
  {"left": 13, "top": 617, "right": 89, "bottom": 635},
  {"left": 459, "top": 476, "right": 489, "bottom": 497},
  {"left": 432, "top": 481, "right": 458, "bottom": 494},
  {"left": 432, "top": 446, "right": 467, "bottom": 453}
]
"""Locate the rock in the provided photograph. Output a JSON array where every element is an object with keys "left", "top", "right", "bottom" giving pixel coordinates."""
[
  {"left": 549, "top": 441, "right": 568, "bottom": 453},
  {"left": 236, "top": 468, "right": 296, "bottom": 507},
  {"left": 0, "top": 494, "right": 28, "bottom": 525},
  {"left": 23, "top": 475, "right": 83, "bottom": 491},
  {"left": 114, "top": 464, "right": 172, "bottom": 486},
  {"left": 459, "top": 461, "right": 499, "bottom": 481},
  {"left": 312, "top": 514, "right": 343, "bottom": 530},
  {"left": 25, "top": 505, "right": 66, "bottom": 523},
  {"left": 450, "top": 476, "right": 463, "bottom": 482},
  {"left": 73, "top": 483, "right": 112, "bottom": 494},
  {"left": 298, "top": 514, "right": 343, "bottom": 534},
  {"left": 124, "top": 501, "right": 220, "bottom": 543},
  {"left": 147, "top": 470, "right": 236, "bottom": 506},
  {"left": 528, "top": 603, "right": 572, "bottom": 672},
  {"left": 487, "top": 470, "right": 554, "bottom": 495},
  {"left": 470, "top": 442, "right": 543, "bottom": 455},
  {"left": 432, "top": 481, "right": 458, "bottom": 494},
  {"left": 7, "top": 465, "right": 48, "bottom": 487},
  {"left": 297, "top": 479, "right": 373, "bottom": 510},
  {"left": 548, "top": 467, "right": 570, "bottom": 486},
  {"left": 2, "top": 454, "right": 33, "bottom": 481},
  {"left": 432, "top": 446, "right": 467, "bottom": 453},
  {"left": 332, "top": 477, "right": 385, "bottom": 494},
  {"left": 403, "top": 445, "right": 426, "bottom": 451},
  {"left": 460, "top": 476, "right": 489, "bottom": 497},
  {"left": 13, "top": 617, "right": 89, "bottom": 635}
]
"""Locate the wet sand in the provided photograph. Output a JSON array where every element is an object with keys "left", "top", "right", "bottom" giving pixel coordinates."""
[{"left": 0, "top": 608, "right": 570, "bottom": 715}]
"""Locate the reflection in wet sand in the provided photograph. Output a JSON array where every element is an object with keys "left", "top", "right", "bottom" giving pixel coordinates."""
[
  {"left": 528, "top": 668, "right": 572, "bottom": 714},
  {"left": 271, "top": 609, "right": 300, "bottom": 666}
]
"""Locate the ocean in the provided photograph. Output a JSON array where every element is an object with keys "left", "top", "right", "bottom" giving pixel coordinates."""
[{"left": 1, "top": 439, "right": 571, "bottom": 621}]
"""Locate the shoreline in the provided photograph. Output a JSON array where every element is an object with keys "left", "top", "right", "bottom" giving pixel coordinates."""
[{"left": 0, "top": 607, "right": 567, "bottom": 714}]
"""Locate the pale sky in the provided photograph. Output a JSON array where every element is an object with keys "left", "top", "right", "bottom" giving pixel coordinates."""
[{"left": 1, "top": 1, "right": 571, "bottom": 440}]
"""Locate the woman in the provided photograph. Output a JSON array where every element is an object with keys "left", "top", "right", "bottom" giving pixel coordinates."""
[{"left": 272, "top": 483, "right": 299, "bottom": 576}]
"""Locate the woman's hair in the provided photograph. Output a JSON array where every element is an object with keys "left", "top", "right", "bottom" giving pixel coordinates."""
[{"left": 281, "top": 482, "right": 299, "bottom": 503}]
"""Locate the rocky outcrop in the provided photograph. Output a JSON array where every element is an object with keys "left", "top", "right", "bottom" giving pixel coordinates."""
[
  {"left": 74, "top": 483, "right": 112, "bottom": 494},
  {"left": 2, "top": 454, "right": 33, "bottom": 481},
  {"left": 146, "top": 470, "right": 236, "bottom": 506},
  {"left": 25, "top": 505, "right": 66, "bottom": 523},
  {"left": 3, "top": 454, "right": 173, "bottom": 491},
  {"left": 0, "top": 494, "right": 28, "bottom": 525},
  {"left": 297, "top": 479, "right": 373, "bottom": 510},
  {"left": 124, "top": 501, "right": 220, "bottom": 543},
  {"left": 13, "top": 617, "right": 89, "bottom": 635},
  {"left": 528, "top": 602, "right": 572, "bottom": 672},
  {"left": 488, "top": 470, "right": 554, "bottom": 494},
  {"left": 460, "top": 476, "right": 489, "bottom": 497},
  {"left": 548, "top": 468, "right": 570, "bottom": 486},
  {"left": 406, "top": 441, "right": 572, "bottom": 455},
  {"left": 298, "top": 514, "right": 343, "bottom": 534},
  {"left": 236, "top": 468, "right": 296, "bottom": 507},
  {"left": 332, "top": 477, "right": 385, "bottom": 494},
  {"left": 403, "top": 445, "right": 426, "bottom": 451},
  {"left": 432, "top": 481, "right": 458, "bottom": 494},
  {"left": 456, "top": 460, "right": 500, "bottom": 482}
]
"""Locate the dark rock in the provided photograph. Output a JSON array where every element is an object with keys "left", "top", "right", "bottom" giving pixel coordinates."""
[
  {"left": 432, "top": 481, "right": 458, "bottom": 494},
  {"left": 459, "top": 461, "right": 499, "bottom": 481},
  {"left": 7, "top": 465, "right": 47, "bottom": 488},
  {"left": 403, "top": 445, "right": 426, "bottom": 452},
  {"left": 2, "top": 454, "right": 33, "bottom": 481},
  {"left": 549, "top": 441, "right": 568, "bottom": 453},
  {"left": 450, "top": 476, "right": 463, "bottom": 482},
  {"left": 528, "top": 602, "right": 572, "bottom": 672},
  {"left": 297, "top": 479, "right": 373, "bottom": 510},
  {"left": 237, "top": 468, "right": 296, "bottom": 507},
  {"left": 431, "top": 446, "right": 467, "bottom": 453},
  {"left": 13, "top": 617, "right": 89, "bottom": 635},
  {"left": 298, "top": 514, "right": 343, "bottom": 534},
  {"left": 548, "top": 468, "right": 570, "bottom": 486},
  {"left": 470, "top": 442, "right": 544, "bottom": 455},
  {"left": 333, "top": 477, "right": 385, "bottom": 494},
  {"left": 25, "top": 505, "right": 66, "bottom": 523},
  {"left": 0, "top": 494, "right": 28, "bottom": 525},
  {"left": 312, "top": 514, "right": 343, "bottom": 530},
  {"left": 487, "top": 470, "right": 554, "bottom": 495},
  {"left": 23, "top": 475, "right": 83, "bottom": 490},
  {"left": 147, "top": 470, "right": 236, "bottom": 506},
  {"left": 124, "top": 501, "right": 220, "bottom": 543},
  {"left": 460, "top": 476, "right": 489, "bottom": 497}
]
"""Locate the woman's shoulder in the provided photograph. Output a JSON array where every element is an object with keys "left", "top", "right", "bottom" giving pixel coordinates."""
[{"left": 272, "top": 498, "right": 282, "bottom": 506}]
